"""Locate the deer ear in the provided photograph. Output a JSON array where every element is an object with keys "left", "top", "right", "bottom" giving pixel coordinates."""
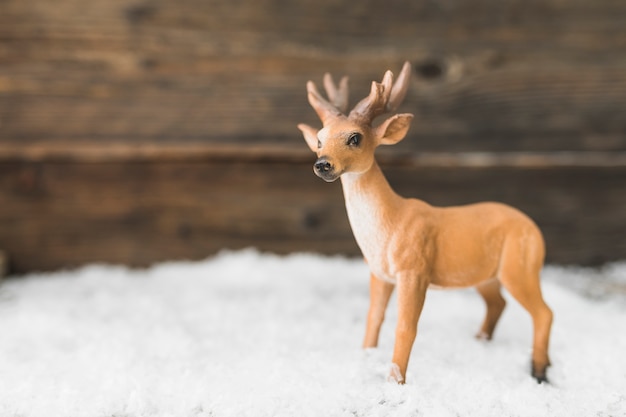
[
  {"left": 297, "top": 123, "right": 320, "bottom": 152},
  {"left": 376, "top": 114, "right": 414, "bottom": 145}
]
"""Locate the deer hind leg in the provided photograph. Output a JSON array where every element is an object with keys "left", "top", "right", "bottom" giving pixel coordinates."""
[
  {"left": 475, "top": 278, "right": 507, "bottom": 340},
  {"left": 498, "top": 236, "right": 553, "bottom": 383},
  {"left": 363, "top": 273, "right": 395, "bottom": 348}
]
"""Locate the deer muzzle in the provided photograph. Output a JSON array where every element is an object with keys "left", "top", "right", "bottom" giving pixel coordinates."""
[{"left": 314, "top": 157, "right": 338, "bottom": 182}]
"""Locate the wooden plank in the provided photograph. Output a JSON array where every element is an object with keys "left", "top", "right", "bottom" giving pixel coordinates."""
[
  {"left": 0, "top": 158, "right": 351, "bottom": 273},
  {"left": 0, "top": 250, "right": 6, "bottom": 279},
  {"left": 1, "top": 0, "right": 626, "bottom": 152},
  {"left": 1, "top": 157, "right": 624, "bottom": 273}
]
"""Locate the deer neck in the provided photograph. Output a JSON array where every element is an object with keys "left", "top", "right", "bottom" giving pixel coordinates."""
[{"left": 340, "top": 160, "right": 403, "bottom": 247}]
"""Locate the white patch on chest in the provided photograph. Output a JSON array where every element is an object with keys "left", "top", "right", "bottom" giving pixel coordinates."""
[{"left": 344, "top": 192, "right": 397, "bottom": 283}]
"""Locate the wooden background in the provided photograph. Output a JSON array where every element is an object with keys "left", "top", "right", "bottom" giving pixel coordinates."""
[{"left": 1, "top": 0, "right": 625, "bottom": 273}]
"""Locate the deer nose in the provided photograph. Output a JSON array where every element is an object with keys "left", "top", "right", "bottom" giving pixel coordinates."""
[{"left": 314, "top": 158, "right": 332, "bottom": 174}]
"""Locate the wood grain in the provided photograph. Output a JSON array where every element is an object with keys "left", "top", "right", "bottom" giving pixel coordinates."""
[
  {"left": 1, "top": 0, "right": 625, "bottom": 273},
  {"left": 1, "top": 152, "right": 624, "bottom": 273},
  {"left": 1, "top": 0, "right": 626, "bottom": 152}
]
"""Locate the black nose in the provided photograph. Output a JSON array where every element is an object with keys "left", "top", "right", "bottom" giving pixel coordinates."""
[{"left": 314, "top": 159, "right": 332, "bottom": 173}]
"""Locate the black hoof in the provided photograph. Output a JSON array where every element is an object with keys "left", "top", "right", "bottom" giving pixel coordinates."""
[{"left": 531, "top": 362, "right": 549, "bottom": 384}]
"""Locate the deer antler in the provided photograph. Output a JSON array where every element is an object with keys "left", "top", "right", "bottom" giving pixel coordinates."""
[
  {"left": 304, "top": 62, "right": 410, "bottom": 126},
  {"left": 305, "top": 73, "right": 350, "bottom": 125},
  {"left": 349, "top": 61, "right": 412, "bottom": 123},
  {"left": 323, "top": 73, "right": 349, "bottom": 113}
]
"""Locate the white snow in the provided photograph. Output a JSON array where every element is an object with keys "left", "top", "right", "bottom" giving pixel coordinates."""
[{"left": 0, "top": 249, "right": 625, "bottom": 417}]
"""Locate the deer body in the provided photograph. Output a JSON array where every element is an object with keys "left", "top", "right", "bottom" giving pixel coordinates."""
[
  {"left": 298, "top": 62, "right": 553, "bottom": 384},
  {"left": 342, "top": 162, "right": 543, "bottom": 289}
]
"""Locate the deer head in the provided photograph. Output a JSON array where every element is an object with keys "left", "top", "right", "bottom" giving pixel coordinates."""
[{"left": 298, "top": 61, "right": 414, "bottom": 182}]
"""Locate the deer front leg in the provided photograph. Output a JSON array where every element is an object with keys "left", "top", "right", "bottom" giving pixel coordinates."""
[
  {"left": 363, "top": 273, "right": 395, "bottom": 348},
  {"left": 389, "top": 272, "right": 428, "bottom": 384}
]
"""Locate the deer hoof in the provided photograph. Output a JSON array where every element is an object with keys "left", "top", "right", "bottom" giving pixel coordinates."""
[
  {"left": 387, "top": 363, "right": 405, "bottom": 384},
  {"left": 475, "top": 331, "right": 492, "bottom": 341},
  {"left": 531, "top": 361, "right": 550, "bottom": 384}
]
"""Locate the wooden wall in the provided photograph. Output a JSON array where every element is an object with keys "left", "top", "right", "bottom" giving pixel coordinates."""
[{"left": 1, "top": 0, "right": 625, "bottom": 273}]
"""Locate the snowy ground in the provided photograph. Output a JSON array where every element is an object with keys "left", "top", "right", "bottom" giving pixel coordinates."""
[{"left": 0, "top": 249, "right": 625, "bottom": 417}]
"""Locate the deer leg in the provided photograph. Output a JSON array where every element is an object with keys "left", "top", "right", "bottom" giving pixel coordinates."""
[
  {"left": 389, "top": 273, "right": 428, "bottom": 384},
  {"left": 475, "top": 278, "right": 507, "bottom": 340},
  {"left": 363, "top": 273, "right": 395, "bottom": 348},
  {"left": 499, "top": 253, "right": 553, "bottom": 383}
]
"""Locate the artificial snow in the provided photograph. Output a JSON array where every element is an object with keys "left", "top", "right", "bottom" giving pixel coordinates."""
[{"left": 0, "top": 249, "right": 624, "bottom": 417}]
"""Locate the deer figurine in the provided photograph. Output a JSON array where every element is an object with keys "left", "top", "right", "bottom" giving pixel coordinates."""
[{"left": 297, "top": 62, "right": 553, "bottom": 384}]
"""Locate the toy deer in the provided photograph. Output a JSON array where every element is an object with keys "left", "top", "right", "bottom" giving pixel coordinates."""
[{"left": 298, "top": 62, "right": 553, "bottom": 384}]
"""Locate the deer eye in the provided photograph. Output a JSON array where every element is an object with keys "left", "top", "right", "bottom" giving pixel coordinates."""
[
  {"left": 347, "top": 132, "right": 362, "bottom": 147},
  {"left": 317, "top": 139, "right": 322, "bottom": 149}
]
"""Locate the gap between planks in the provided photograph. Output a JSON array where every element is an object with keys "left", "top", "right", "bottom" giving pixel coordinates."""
[{"left": 0, "top": 143, "right": 625, "bottom": 168}]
